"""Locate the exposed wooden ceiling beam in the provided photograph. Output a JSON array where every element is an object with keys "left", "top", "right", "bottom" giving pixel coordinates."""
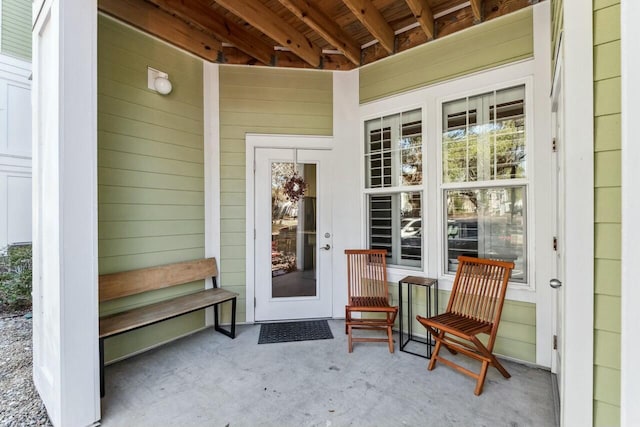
[
  {"left": 278, "top": 0, "right": 361, "bottom": 66},
  {"left": 470, "top": 0, "right": 483, "bottom": 22},
  {"left": 341, "top": 0, "right": 395, "bottom": 54},
  {"left": 404, "top": 0, "right": 435, "bottom": 40},
  {"left": 98, "top": 0, "right": 222, "bottom": 62},
  {"left": 148, "top": 0, "right": 274, "bottom": 65},
  {"left": 214, "top": 0, "right": 322, "bottom": 68}
]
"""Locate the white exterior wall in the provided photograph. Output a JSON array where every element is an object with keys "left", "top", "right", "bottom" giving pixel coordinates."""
[
  {"left": 0, "top": 53, "right": 31, "bottom": 249},
  {"left": 31, "top": 0, "right": 100, "bottom": 425}
]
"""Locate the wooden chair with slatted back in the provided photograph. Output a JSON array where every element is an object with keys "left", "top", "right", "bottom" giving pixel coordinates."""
[
  {"left": 416, "top": 256, "right": 515, "bottom": 395},
  {"left": 345, "top": 249, "right": 398, "bottom": 353}
]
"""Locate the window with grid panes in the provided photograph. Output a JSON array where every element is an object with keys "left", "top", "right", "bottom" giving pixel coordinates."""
[
  {"left": 364, "top": 109, "right": 422, "bottom": 268},
  {"left": 442, "top": 85, "right": 527, "bottom": 281}
]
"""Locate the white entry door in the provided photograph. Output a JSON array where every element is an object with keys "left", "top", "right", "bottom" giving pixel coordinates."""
[
  {"left": 254, "top": 148, "right": 333, "bottom": 321},
  {"left": 551, "top": 66, "right": 565, "bottom": 406}
]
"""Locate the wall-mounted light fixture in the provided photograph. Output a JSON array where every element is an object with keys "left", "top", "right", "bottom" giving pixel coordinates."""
[{"left": 147, "top": 67, "right": 173, "bottom": 95}]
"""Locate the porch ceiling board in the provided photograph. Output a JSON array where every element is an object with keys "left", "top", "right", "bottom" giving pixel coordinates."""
[{"left": 97, "top": 0, "right": 538, "bottom": 69}]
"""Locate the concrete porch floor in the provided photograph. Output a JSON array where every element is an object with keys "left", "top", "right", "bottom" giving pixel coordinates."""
[{"left": 100, "top": 320, "right": 556, "bottom": 427}]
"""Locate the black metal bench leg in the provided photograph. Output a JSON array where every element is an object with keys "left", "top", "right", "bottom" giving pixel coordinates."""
[
  {"left": 213, "top": 298, "right": 236, "bottom": 339},
  {"left": 99, "top": 338, "right": 105, "bottom": 398}
]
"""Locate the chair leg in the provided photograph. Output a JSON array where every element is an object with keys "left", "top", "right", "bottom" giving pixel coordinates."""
[
  {"left": 475, "top": 360, "right": 490, "bottom": 396},
  {"left": 428, "top": 331, "right": 445, "bottom": 371},
  {"left": 387, "top": 326, "right": 394, "bottom": 353},
  {"left": 470, "top": 336, "right": 511, "bottom": 379},
  {"left": 347, "top": 324, "right": 353, "bottom": 353},
  {"left": 345, "top": 308, "right": 349, "bottom": 335}
]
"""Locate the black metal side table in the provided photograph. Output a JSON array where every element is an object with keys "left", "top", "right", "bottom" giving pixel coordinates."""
[{"left": 398, "top": 276, "right": 438, "bottom": 358}]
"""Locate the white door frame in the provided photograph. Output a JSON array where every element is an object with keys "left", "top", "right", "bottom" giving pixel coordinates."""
[
  {"left": 245, "top": 134, "right": 333, "bottom": 323},
  {"left": 621, "top": 1, "right": 640, "bottom": 425},
  {"left": 561, "top": 0, "right": 594, "bottom": 425}
]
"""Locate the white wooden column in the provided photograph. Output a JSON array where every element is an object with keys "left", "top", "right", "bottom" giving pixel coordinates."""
[
  {"left": 31, "top": 0, "right": 100, "bottom": 425},
  {"left": 621, "top": 1, "right": 640, "bottom": 425},
  {"left": 561, "top": 0, "right": 594, "bottom": 425}
]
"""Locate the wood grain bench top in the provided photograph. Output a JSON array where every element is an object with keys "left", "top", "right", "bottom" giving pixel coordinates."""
[{"left": 99, "top": 287, "right": 238, "bottom": 338}]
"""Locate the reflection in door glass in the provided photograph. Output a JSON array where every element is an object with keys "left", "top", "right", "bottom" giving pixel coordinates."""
[{"left": 271, "top": 162, "right": 317, "bottom": 298}]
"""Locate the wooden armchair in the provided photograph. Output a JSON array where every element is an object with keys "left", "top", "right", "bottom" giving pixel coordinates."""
[
  {"left": 345, "top": 249, "right": 398, "bottom": 353},
  {"left": 416, "top": 256, "right": 514, "bottom": 395}
]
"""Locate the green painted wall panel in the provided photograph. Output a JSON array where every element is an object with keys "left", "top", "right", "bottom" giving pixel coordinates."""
[
  {"left": 99, "top": 204, "right": 204, "bottom": 222},
  {"left": 595, "top": 187, "right": 621, "bottom": 223},
  {"left": 99, "top": 131, "right": 204, "bottom": 163},
  {"left": 359, "top": 8, "right": 533, "bottom": 103},
  {"left": 0, "top": 0, "right": 31, "bottom": 60},
  {"left": 98, "top": 220, "right": 205, "bottom": 240},
  {"left": 594, "top": 78, "right": 621, "bottom": 116},
  {"left": 594, "top": 330, "right": 621, "bottom": 370},
  {"left": 98, "top": 149, "right": 203, "bottom": 178},
  {"left": 98, "top": 16, "right": 205, "bottom": 363},
  {"left": 594, "top": 401, "right": 621, "bottom": 427},
  {"left": 98, "top": 78, "right": 204, "bottom": 120},
  {"left": 594, "top": 41, "right": 621, "bottom": 81},
  {"left": 99, "top": 235, "right": 205, "bottom": 258},
  {"left": 219, "top": 219, "right": 246, "bottom": 233},
  {"left": 99, "top": 168, "right": 204, "bottom": 192},
  {"left": 594, "top": 365, "right": 621, "bottom": 407},
  {"left": 595, "top": 223, "right": 622, "bottom": 260},
  {"left": 593, "top": 5, "right": 621, "bottom": 45},
  {"left": 99, "top": 248, "right": 206, "bottom": 275},
  {"left": 595, "top": 294, "right": 621, "bottom": 334},
  {"left": 594, "top": 259, "right": 621, "bottom": 297},
  {"left": 595, "top": 0, "right": 619, "bottom": 9},
  {"left": 594, "top": 115, "right": 621, "bottom": 152},
  {"left": 99, "top": 186, "right": 204, "bottom": 206},
  {"left": 99, "top": 113, "right": 203, "bottom": 149},
  {"left": 594, "top": 151, "right": 621, "bottom": 188}
]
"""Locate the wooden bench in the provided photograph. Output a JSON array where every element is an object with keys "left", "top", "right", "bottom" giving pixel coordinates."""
[{"left": 98, "top": 258, "right": 238, "bottom": 397}]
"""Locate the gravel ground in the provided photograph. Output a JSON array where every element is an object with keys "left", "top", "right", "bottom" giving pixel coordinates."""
[{"left": 0, "top": 310, "right": 51, "bottom": 427}]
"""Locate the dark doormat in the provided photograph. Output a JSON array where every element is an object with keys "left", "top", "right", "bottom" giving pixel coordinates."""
[{"left": 258, "top": 320, "right": 334, "bottom": 344}]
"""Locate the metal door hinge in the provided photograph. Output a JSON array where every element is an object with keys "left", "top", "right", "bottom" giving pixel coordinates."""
[
  {"left": 553, "top": 335, "right": 558, "bottom": 350},
  {"left": 552, "top": 138, "right": 557, "bottom": 152},
  {"left": 553, "top": 237, "right": 558, "bottom": 251}
]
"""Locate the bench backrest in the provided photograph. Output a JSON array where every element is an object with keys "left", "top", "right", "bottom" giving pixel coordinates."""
[{"left": 99, "top": 258, "right": 218, "bottom": 302}]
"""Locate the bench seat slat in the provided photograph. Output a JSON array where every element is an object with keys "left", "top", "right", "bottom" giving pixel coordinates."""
[{"left": 99, "top": 288, "right": 238, "bottom": 338}]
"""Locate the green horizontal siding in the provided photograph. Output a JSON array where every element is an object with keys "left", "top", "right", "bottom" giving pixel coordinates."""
[
  {"left": 551, "top": 0, "right": 563, "bottom": 71},
  {"left": 359, "top": 7, "right": 533, "bottom": 103},
  {"left": 98, "top": 15, "right": 205, "bottom": 363},
  {"left": 593, "top": 1, "right": 621, "bottom": 425},
  {"left": 218, "top": 65, "right": 332, "bottom": 322},
  {"left": 0, "top": 0, "right": 31, "bottom": 60}
]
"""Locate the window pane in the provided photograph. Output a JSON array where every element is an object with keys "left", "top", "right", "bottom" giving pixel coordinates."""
[
  {"left": 369, "top": 192, "right": 422, "bottom": 267},
  {"left": 443, "top": 85, "right": 526, "bottom": 183},
  {"left": 365, "top": 109, "right": 422, "bottom": 188},
  {"left": 445, "top": 187, "right": 526, "bottom": 282}
]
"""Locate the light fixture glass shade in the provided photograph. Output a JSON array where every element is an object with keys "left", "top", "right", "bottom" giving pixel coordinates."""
[{"left": 154, "top": 76, "right": 172, "bottom": 95}]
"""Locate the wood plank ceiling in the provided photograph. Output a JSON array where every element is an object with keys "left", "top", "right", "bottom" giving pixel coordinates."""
[{"left": 98, "top": 0, "right": 538, "bottom": 70}]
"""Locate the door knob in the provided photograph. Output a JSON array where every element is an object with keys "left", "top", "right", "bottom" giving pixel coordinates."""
[
  {"left": 549, "top": 278, "right": 562, "bottom": 289},
  {"left": 320, "top": 244, "right": 331, "bottom": 250}
]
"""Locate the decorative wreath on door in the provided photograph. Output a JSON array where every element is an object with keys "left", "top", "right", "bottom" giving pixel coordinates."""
[{"left": 283, "top": 172, "right": 307, "bottom": 202}]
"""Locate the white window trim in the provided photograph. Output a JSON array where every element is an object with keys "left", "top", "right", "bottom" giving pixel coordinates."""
[
  {"left": 359, "top": 60, "right": 546, "bottom": 303},
  {"left": 362, "top": 104, "right": 427, "bottom": 270},
  {"left": 436, "top": 76, "right": 535, "bottom": 292}
]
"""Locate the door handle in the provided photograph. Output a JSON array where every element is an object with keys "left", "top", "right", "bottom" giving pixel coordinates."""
[
  {"left": 320, "top": 244, "right": 331, "bottom": 250},
  {"left": 549, "top": 278, "right": 562, "bottom": 289}
]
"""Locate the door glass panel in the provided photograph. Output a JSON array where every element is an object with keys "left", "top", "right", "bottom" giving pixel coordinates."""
[{"left": 271, "top": 162, "right": 317, "bottom": 298}]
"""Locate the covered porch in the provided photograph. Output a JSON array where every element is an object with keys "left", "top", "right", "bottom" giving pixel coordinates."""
[
  {"left": 100, "top": 320, "right": 555, "bottom": 426},
  {"left": 29, "top": 0, "right": 639, "bottom": 426}
]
